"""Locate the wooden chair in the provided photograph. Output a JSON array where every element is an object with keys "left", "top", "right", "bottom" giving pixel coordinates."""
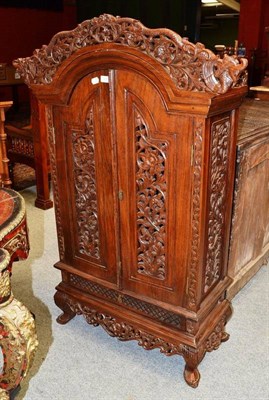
[{"left": 5, "top": 92, "right": 53, "bottom": 209}]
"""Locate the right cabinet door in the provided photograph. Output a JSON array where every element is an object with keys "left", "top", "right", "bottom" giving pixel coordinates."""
[{"left": 114, "top": 69, "right": 193, "bottom": 306}]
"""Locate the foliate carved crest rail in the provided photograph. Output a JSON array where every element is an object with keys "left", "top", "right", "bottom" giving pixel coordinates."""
[{"left": 14, "top": 14, "right": 247, "bottom": 94}]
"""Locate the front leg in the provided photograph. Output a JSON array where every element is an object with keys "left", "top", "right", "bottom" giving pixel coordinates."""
[{"left": 54, "top": 290, "right": 76, "bottom": 324}]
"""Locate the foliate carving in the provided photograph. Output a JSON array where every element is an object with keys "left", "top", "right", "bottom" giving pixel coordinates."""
[
  {"left": 0, "top": 298, "right": 38, "bottom": 394},
  {"left": 204, "top": 117, "right": 230, "bottom": 293},
  {"left": 135, "top": 111, "right": 168, "bottom": 279},
  {"left": 46, "top": 107, "right": 65, "bottom": 259},
  {"left": 72, "top": 108, "right": 100, "bottom": 259},
  {"left": 186, "top": 121, "right": 203, "bottom": 310},
  {"left": 14, "top": 14, "right": 247, "bottom": 94},
  {"left": 2, "top": 225, "right": 29, "bottom": 259},
  {"left": 69, "top": 274, "right": 182, "bottom": 327},
  {"left": 9, "top": 137, "right": 34, "bottom": 157},
  {"left": 205, "top": 317, "right": 226, "bottom": 352},
  {"left": 0, "top": 270, "right": 11, "bottom": 301},
  {"left": 64, "top": 295, "right": 184, "bottom": 356}
]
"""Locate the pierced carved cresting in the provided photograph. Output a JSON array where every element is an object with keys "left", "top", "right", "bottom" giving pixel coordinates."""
[
  {"left": 135, "top": 111, "right": 167, "bottom": 279},
  {"left": 186, "top": 120, "right": 203, "bottom": 310},
  {"left": 72, "top": 108, "right": 100, "bottom": 259},
  {"left": 14, "top": 14, "right": 247, "bottom": 94},
  {"left": 204, "top": 117, "right": 230, "bottom": 293}
]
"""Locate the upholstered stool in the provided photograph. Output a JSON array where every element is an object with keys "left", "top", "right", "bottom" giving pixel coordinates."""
[{"left": 0, "top": 188, "right": 38, "bottom": 399}]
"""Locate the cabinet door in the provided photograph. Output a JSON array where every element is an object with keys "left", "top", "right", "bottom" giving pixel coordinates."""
[
  {"left": 114, "top": 70, "right": 192, "bottom": 305},
  {"left": 53, "top": 70, "right": 119, "bottom": 284}
]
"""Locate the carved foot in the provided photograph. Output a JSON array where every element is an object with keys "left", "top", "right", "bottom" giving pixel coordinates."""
[
  {"left": 221, "top": 331, "right": 230, "bottom": 343},
  {"left": 56, "top": 311, "right": 76, "bottom": 325},
  {"left": 184, "top": 365, "right": 200, "bottom": 388},
  {"left": 54, "top": 291, "right": 76, "bottom": 324}
]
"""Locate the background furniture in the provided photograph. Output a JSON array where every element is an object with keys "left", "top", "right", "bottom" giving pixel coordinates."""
[
  {"left": 0, "top": 64, "right": 24, "bottom": 112},
  {"left": 227, "top": 98, "right": 269, "bottom": 298},
  {"left": 15, "top": 15, "right": 248, "bottom": 388},
  {"left": 0, "top": 187, "right": 38, "bottom": 399},
  {"left": 0, "top": 101, "right": 12, "bottom": 188},
  {"left": 5, "top": 92, "right": 53, "bottom": 209}
]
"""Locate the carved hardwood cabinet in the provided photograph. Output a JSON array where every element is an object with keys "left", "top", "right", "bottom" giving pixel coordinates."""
[{"left": 15, "top": 15, "right": 248, "bottom": 387}]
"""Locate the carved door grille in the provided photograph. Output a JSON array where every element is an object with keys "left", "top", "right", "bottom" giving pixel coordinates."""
[
  {"left": 71, "top": 107, "right": 100, "bottom": 260},
  {"left": 135, "top": 111, "right": 168, "bottom": 280}
]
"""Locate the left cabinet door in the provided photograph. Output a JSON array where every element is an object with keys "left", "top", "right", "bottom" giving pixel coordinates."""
[{"left": 52, "top": 70, "right": 120, "bottom": 285}]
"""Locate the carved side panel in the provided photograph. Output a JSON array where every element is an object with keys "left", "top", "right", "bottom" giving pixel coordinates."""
[
  {"left": 186, "top": 120, "right": 203, "bottom": 310},
  {"left": 204, "top": 117, "right": 230, "bottom": 293},
  {"left": 135, "top": 111, "right": 168, "bottom": 280},
  {"left": 71, "top": 108, "right": 100, "bottom": 259}
]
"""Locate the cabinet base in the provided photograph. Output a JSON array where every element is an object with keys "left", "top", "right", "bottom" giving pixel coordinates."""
[{"left": 54, "top": 288, "right": 232, "bottom": 388}]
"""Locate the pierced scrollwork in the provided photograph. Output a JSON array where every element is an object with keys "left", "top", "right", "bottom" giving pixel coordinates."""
[
  {"left": 135, "top": 111, "right": 168, "bottom": 279},
  {"left": 64, "top": 295, "right": 184, "bottom": 356},
  {"left": 14, "top": 14, "right": 247, "bottom": 94},
  {"left": 72, "top": 108, "right": 100, "bottom": 259},
  {"left": 204, "top": 117, "right": 230, "bottom": 293},
  {"left": 186, "top": 120, "right": 203, "bottom": 310}
]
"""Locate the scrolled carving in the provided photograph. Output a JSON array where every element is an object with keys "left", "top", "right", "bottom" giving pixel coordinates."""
[
  {"left": 14, "top": 14, "right": 247, "bottom": 94},
  {"left": 64, "top": 295, "right": 184, "bottom": 356},
  {"left": 186, "top": 120, "right": 203, "bottom": 310},
  {"left": 72, "top": 108, "right": 100, "bottom": 259},
  {"left": 204, "top": 117, "right": 230, "bottom": 293},
  {"left": 0, "top": 298, "right": 38, "bottom": 394},
  {"left": 135, "top": 111, "right": 168, "bottom": 279}
]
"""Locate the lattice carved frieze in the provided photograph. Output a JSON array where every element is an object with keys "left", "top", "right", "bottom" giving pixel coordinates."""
[
  {"left": 71, "top": 108, "right": 100, "bottom": 259},
  {"left": 14, "top": 14, "right": 248, "bottom": 94},
  {"left": 69, "top": 274, "right": 182, "bottom": 328},
  {"left": 204, "top": 117, "right": 230, "bottom": 293},
  {"left": 135, "top": 111, "right": 168, "bottom": 279}
]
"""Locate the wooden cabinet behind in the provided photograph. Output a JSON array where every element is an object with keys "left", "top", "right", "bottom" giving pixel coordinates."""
[
  {"left": 14, "top": 15, "right": 248, "bottom": 388},
  {"left": 227, "top": 99, "right": 269, "bottom": 298}
]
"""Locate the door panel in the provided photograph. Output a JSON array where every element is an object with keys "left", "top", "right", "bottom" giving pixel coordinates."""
[
  {"left": 114, "top": 70, "right": 192, "bottom": 304},
  {"left": 53, "top": 68, "right": 192, "bottom": 303},
  {"left": 53, "top": 70, "right": 119, "bottom": 283}
]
